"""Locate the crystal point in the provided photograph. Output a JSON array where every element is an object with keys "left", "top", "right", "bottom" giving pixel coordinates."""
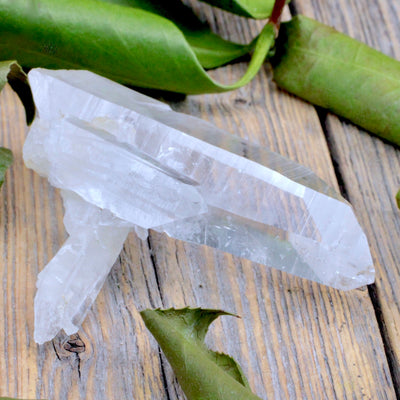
[{"left": 25, "top": 69, "right": 374, "bottom": 343}]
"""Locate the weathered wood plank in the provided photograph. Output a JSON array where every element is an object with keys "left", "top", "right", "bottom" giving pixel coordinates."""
[
  {"left": 290, "top": 0, "right": 400, "bottom": 393},
  {"left": 0, "top": 87, "right": 167, "bottom": 399},
  {"left": 147, "top": 3, "right": 396, "bottom": 399},
  {"left": 0, "top": 2, "right": 397, "bottom": 399}
]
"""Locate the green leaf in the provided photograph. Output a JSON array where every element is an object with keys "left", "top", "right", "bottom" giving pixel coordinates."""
[
  {"left": 140, "top": 308, "right": 262, "bottom": 400},
  {"left": 271, "top": 15, "right": 400, "bottom": 146},
  {"left": 0, "top": 60, "right": 35, "bottom": 124},
  {"left": 0, "top": 0, "right": 275, "bottom": 94},
  {"left": 396, "top": 190, "right": 400, "bottom": 210},
  {"left": 0, "top": 147, "right": 13, "bottom": 189},
  {"left": 200, "top": 0, "right": 275, "bottom": 19},
  {"left": 99, "top": 0, "right": 253, "bottom": 68}
]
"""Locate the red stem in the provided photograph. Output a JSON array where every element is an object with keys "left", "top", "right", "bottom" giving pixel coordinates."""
[{"left": 269, "top": 0, "right": 287, "bottom": 33}]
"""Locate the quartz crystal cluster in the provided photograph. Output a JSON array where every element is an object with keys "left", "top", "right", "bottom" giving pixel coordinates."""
[{"left": 24, "top": 69, "right": 375, "bottom": 344}]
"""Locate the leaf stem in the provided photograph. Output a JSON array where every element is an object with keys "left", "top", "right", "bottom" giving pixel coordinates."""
[{"left": 269, "top": 0, "right": 287, "bottom": 34}]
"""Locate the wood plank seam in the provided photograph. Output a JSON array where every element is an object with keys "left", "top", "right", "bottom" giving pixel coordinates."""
[
  {"left": 367, "top": 283, "right": 400, "bottom": 399},
  {"left": 145, "top": 234, "right": 175, "bottom": 400},
  {"left": 289, "top": 0, "right": 400, "bottom": 396},
  {"left": 318, "top": 107, "right": 400, "bottom": 397}
]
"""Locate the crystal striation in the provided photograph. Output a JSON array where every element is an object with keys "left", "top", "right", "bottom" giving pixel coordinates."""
[{"left": 24, "top": 68, "right": 375, "bottom": 343}]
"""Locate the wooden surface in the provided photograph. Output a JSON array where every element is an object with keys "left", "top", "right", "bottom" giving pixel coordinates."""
[{"left": 1, "top": 0, "right": 399, "bottom": 399}]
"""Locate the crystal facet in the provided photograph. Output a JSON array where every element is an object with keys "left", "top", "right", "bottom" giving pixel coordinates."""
[{"left": 24, "top": 69, "right": 375, "bottom": 343}]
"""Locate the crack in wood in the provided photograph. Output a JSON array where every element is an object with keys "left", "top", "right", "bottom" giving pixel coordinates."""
[
  {"left": 52, "top": 340, "right": 61, "bottom": 361},
  {"left": 147, "top": 234, "right": 166, "bottom": 307},
  {"left": 146, "top": 234, "right": 180, "bottom": 399},
  {"left": 368, "top": 283, "right": 400, "bottom": 399},
  {"left": 158, "top": 350, "right": 173, "bottom": 400}
]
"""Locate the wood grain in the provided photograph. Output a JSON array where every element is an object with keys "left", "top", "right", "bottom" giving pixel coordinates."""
[
  {"left": 0, "top": 1, "right": 397, "bottom": 399},
  {"left": 290, "top": 0, "right": 400, "bottom": 394},
  {"left": 0, "top": 88, "right": 167, "bottom": 399}
]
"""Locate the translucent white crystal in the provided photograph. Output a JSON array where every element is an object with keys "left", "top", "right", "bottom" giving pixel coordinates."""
[
  {"left": 24, "top": 118, "right": 206, "bottom": 229},
  {"left": 34, "top": 191, "right": 132, "bottom": 344},
  {"left": 25, "top": 68, "right": 375, "bottom": 343}
]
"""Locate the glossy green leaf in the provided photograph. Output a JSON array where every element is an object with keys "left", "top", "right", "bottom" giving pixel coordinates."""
[
  {"left": 100, "top": 0, "right": 253, "bottom": 68},
  {"left": 271, "top": 15, "right": 400, "bottom": 146},
  {"left": 200, "top": 0, "right": 275, "bottom": 19},
  {"left": 0, "top": 147, "right": 13, "bottom": 189},
  {"left": 396, "top": 190, "right": 400, "bottom": 209},
  {"left": 0, "top": 60, "right": 35, "bottom": 124},
  {"left": 0, "top": 0, "right": 275, "bottom": 94},
  {"left": 141, "top": 308, "right": 262, "bottom": 400}
]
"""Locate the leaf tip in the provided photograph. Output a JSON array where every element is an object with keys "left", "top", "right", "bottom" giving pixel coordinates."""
[{"left": 140, "top": 307, "right": 238, "bottom": 342}]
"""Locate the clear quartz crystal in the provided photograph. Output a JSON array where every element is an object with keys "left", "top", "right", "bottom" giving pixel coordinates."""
[
  {"left": 24, "top": 118, "right": 207, "bottom": 229},
  {"left": 34, "top": 191, "right": 132, "bottom": 344},
  {"left": 25, "top": 69, "right": 375, "bottom": 343}
]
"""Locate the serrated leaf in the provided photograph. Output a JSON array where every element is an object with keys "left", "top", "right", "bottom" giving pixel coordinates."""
[
  {"left": 0, "top": 0, "right": 275, "bottom": 94},
  {"left": 200, "top": 0, "right": 275, "bottom": 19},
  {"left": 0, "top": 147, "right": 13, "bottom": 189},
  {"left": 0, "top": 60, "right": 35, "bottom": 124},
  {"left": 207, "top": 351, "right": 251, "bottom": 389},
  {"left": 141, "top": 307, "right": 262, "bottom": 400},
  {"left": 272, "top": 15, "right": 400, "bottom": 146}
]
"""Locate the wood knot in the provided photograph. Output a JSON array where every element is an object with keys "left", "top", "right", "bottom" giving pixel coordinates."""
[
  {"left": 63, "top": 333, "right": 86, "bottom": 353},
  {"left": 234, "top": 97, "right": 249, "bottom": 106}
]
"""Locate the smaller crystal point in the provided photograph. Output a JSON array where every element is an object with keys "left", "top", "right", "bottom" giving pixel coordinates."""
[
  {"left": 34, "top": 191, "right": 132, "bottom": 344},
  {"left": 25, "top": 68, "right": 375, "bottom": 343}
]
